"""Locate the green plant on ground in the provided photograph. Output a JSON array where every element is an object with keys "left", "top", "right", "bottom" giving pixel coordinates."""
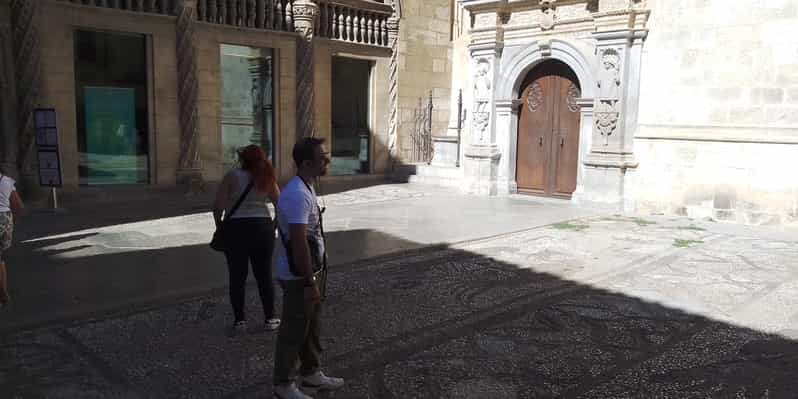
[
  {"left": 677, "top": 225, "right": 706, "bottom": 231},
  {"left": 551, "top": 221, "right": 590, "bottom": 232},
  {"left": 673, "top": 239, "right": 704, "bottom": 248},
  {"left": 632, "top": 217, "right": 657, "bottom": 226}
]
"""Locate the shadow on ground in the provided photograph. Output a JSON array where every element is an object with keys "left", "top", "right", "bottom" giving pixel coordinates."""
[{"left": 2, "top": 222, "right": 797, "bottom": 398}]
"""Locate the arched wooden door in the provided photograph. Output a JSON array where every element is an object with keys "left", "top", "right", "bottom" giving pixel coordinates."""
[{"left": 516, "top": 60, "right": 581, "bottom": 198}]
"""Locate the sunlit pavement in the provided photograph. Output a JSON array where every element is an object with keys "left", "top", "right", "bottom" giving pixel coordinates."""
[{"left": 2, "top": 183, "right": 798, "bottom": 397}]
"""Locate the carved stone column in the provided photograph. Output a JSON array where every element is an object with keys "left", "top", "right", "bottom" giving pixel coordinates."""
[
  {"left": 293, "top": 0, "right": 319, "bottom": 140},
  {"left": 579, "top": 8, "right": 649, "bottom": 210},
  {"left": 386, "top": 15, "right": 400, "bottom": 166},
  {"left": 175, "top": 0, "right": 203, "bottom": 186},
  {"left": 10, "top": 0, "right": 42, "bottom": 177},
  {"left": 462, "top": 12, "right": 504, "bottom": 195}
]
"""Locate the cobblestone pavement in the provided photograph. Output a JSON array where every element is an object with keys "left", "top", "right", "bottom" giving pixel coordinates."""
[{"left": 2, "top": 214, "right": 797, "bottom": 398}]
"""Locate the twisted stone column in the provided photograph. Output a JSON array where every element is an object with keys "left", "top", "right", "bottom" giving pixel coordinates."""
[
  {"left": 386, "top": 16, "right": 400, "bottom": 164},
  {"left": 293, "top": 0, "right": 319, "bottom": 140},
  {"left": 175, "top": 0, "right": 202, "bottom": 185},
  {"left": 10, "top": 0, "right": 42, "bottom": 176}
]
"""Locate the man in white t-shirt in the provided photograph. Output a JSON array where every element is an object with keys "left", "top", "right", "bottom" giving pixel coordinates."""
[{"left": 273, "top": 138, "right": 344, "bottom": 399}]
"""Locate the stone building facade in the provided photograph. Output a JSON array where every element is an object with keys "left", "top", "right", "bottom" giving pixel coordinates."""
[
  {"left": 0, "top": 0, "right": 455, "bottom": 192},
  {"left": 434, "top": 0, "right": 798, "bottom": 225}
]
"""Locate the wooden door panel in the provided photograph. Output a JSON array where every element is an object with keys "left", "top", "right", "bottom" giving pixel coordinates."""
[
  {"left": 516, "top": 61, "right": 581, "bottom": 197},
  {"left": 516, "top": 75, "right": 553, "bottom": 191},
  {"left": 554, "top": 80, "right": 581, "bottom": 195}
]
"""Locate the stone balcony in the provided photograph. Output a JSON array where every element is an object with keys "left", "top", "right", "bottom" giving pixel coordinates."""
[{"left": 54, "top": 0, "right": 393, "bottom": 48}]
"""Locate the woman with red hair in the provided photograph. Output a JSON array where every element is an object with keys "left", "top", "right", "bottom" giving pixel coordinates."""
[{"left": 213, "top": 145, "right": 281, "bottom": 334}]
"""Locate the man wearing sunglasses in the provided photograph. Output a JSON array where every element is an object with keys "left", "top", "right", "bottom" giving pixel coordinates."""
[{"left": 273, "top": 137, "right": 342, "bottom": 399}]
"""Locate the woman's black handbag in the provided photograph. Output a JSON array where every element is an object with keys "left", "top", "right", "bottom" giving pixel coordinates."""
[{"left": 210, "top": 180, "right": 255, "bottom": 252}]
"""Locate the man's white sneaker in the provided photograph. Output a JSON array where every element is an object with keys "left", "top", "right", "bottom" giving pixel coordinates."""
[
  {"left": 299, "top": 371, "right": 345, "bottom": 394},
  {"left": 273, "top": 383, "right": 313, "bottom": 399}
]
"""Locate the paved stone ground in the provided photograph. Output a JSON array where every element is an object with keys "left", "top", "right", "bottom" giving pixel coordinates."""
[
  {"left": 1, "top": 183, "right": 594, "bottom": 333},
  {"left": 2, "top": 211, "right": 797, "bottom": 398}
]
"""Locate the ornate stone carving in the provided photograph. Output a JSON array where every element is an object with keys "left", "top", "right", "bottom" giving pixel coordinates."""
[
  {"left": 10, "top": 0, "right": 42, "bottom": 175},
  {"left": 594, "top": 99, "right": 619, "bottom": 145},
  {"left": 387, "top": 16, "right": 400, "bottom": 160},
  {"left": 175, "top": 0, "right": 202, "bottom": 180},
  {"left": 471, "top": 111, "right": 490, "bottom": 143},
  {"left": 293, "top": 0, "right": 319, "bottom": 139},
  {"left": 540, "top": 0, "right": 557, "bottom": 30},
  {"left": 526, "top": 82, "right": 543, "bottom": 112},
  {"left": 566, "top": 83, "right": 580, "bottom": 112}
]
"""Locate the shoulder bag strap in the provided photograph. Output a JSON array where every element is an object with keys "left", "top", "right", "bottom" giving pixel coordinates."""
[{"left": 223, "top": 178, "right": 255, "bottom": 223}]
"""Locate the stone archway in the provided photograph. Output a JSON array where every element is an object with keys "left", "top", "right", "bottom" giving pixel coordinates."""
[{"left": 494, "top": 39, "right": 597, "bottom": 197}]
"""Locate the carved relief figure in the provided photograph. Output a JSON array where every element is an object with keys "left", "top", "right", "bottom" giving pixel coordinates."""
[
  {"left": 474, "top": 59, "right": 491, "bottom": 100},
  {"left": 600, "top": 48, "right": 621, "bottom": 86},
  {"left": 472, "top": 58, "right": 492, "bottom": 143}
]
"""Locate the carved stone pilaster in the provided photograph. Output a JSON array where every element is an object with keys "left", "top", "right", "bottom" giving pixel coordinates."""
[
  {"left": 387, "top": 16, "right": 400, "bottom": 163},
  {"left": 175, "top": 0, "right": 203, "bottom": 185},
  {"left": 293, "top": 0, "right": 319, "bottom": 140},
  {"left": 10, "top": 0, "right": 42, "bottom": 176}
]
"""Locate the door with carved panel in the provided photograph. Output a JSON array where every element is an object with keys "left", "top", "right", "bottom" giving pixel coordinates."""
[{"left": 516, "top": 60, "right": 581, "bottom": 197}]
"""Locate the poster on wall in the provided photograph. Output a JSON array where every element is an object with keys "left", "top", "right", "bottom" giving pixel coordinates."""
[
  {"left": 83, "top": 86, "right": 138, "bottom": 185},
  {"left": 34, "top": 108, "right": 63, "bottom": 187}
]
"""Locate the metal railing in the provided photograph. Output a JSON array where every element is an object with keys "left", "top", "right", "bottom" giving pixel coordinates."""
[{"left": 409, "top": 91, "right": 433, "bottom": 164}]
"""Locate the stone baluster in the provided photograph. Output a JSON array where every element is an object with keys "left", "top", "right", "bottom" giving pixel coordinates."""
[
  {"left": 175, "top": 0, "right": 203, "bottom": 186},
  {"left": 285, "top": 0, "right": 294, "bottom": 31},
  {"left": 319, "top": 3, "right": 328, "bottom": 37},
  {"left": 337, "top": 7, "right": 344, "bottom": 39},
  {"left": 369, "top": 14, "right": 380, "bottom": 44},
  {"left": 218, "top": 0, "right": 227, "bottom": 23},
  {"left": 382, "top": 15, "right": 389, "bottom": 45},
  {"left": 292, "top": 0, "right": 319, "bottom": 139},
  {"left": 148, "top": 0, "right": 155, "bottom": 12},
  {"left": 208, "top": 0, "right": 216, "bottom": 22},
  {"left": 256, "top": 0, "right": 265, "bottom": 28},
  {"left": 345, "top": 8, "right": 353, "bottom": 42},
  {"left": 354, "top": 11, "right": 361, "bottom": 42},
  {"left": 198, "top": 0, "right": 206, "bottom": 20},
  {"left": 229, "top": 0, "right": 238, "bottom": 25}
]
